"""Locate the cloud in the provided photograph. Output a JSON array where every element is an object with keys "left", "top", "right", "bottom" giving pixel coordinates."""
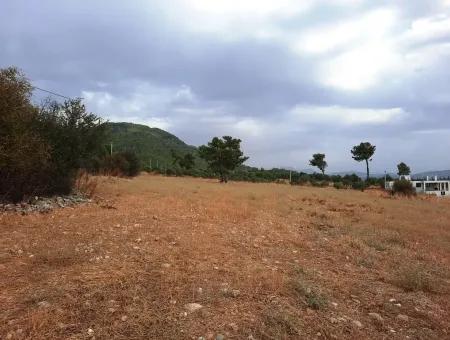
[{"left": 290, "top": 105, "right": 407, "bottom": 125}]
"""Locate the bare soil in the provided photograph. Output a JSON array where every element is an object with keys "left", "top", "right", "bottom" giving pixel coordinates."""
[{"left": 1, "top": 174, "right": 449, "bottom": 339}]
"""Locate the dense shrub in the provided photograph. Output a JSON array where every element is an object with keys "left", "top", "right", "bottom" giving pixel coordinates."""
[
  {"left": 351, "top": 181, "right": 366, "bottom": 191},
  {"left": 101, "top": 151, "right": 140, "bottom": 177},
  {"left": 0, "top": 67, "right": 105, "bottom": 202},
  {"left": 333, "top": 182, "right": 345, "bottom": 189},
  {"left": 392, "top": 179, "right": 415, "bottom": 196}
]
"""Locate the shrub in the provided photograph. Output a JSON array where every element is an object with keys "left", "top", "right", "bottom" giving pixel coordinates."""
[
  {"left": 101, "top": 151, "right": 140, "bottom": 177},
  {"left": 333, "top": 182, "right": 345, "bottom": 189},
  {"left": 392, "top": 179, "right": 415, "bottom": 196},
  {"left": 352, "top": 181, "right": 366, "bottom": 191},
  {"left": 393, "top": 264, "right": 434, "bottom": 292},
  {"left": 0, "top": 67, "right": 105, "bottom": 202},
  {"left": 74, "top": 170, "right": 98, "bottom": 198}
]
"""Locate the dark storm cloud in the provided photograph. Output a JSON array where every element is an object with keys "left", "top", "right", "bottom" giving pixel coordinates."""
[{"left": 1, "top": 0, "right": 449, "bottom": 172}]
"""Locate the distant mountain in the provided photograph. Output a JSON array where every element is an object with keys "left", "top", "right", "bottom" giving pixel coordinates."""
[
  {"left": 412, "top": 170, "right": 450, "bottom": 179},
  {"left": 104, "top": 122, "right": 203, "bottom": 169}
]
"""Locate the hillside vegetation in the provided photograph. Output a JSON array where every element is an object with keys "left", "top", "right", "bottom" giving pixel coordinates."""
[{"left": 104, "top": 122, "right": 202, "bottom": 170}]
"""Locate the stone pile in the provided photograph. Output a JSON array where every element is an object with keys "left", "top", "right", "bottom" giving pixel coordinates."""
[{"left": 0, "top": 194, "right": 91, "bottom": 214}]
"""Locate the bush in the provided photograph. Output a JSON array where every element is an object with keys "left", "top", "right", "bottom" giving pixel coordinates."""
[
  {"left": 0, "top": 67, "right": 105, "bottom": 202},
  {"left": 101, "top": 151, "right": 140, "bottom": 177},
  {"left": 392, "top": 179, "right": 415, "bottom": 196},
  {"left": 333, "top": 182, "right": 345, "bottom": 190},
  {"left": 351, "top": 181, "right": 366, "bottom": 191}
]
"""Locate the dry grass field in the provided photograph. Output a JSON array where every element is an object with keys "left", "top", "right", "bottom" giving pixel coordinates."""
[{"left": 1, "top": 174, "right": 449, "bottom": 340}]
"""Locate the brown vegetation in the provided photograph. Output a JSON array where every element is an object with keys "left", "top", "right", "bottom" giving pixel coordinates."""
[{"left": 1, "top": 174, "right": 449, "bottom": 339}]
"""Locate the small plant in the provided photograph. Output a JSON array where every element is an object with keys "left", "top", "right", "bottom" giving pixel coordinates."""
[
  {"left": 392, "top": 179, "right": 415, "bottom": 196},
  {"left": 74, "top": 170, "right": 98, "bottom": 198},
  {"left": 393, "top": 264, "right": 434, "bottom": 292},
  {"left": 293, "top": 278, "right": 328, "bottom": 310}
]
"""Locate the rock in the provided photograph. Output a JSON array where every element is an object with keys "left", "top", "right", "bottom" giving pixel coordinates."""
[
  {"left": 216, "top": 335, "right": 225, "bottom": 340},
  {"left": 184, "top": 303, "right": 203, "bottom": 313},
  {"left": 352, "top": 320, "right": 363, "bottom": 328},
  {"left": 397, "top": 314, "right": 409, "bottom": 322},
  {"left": 331, "top": 302, "right": 338, "bottom": 308},
  {"left": 161, "top": 263, "right": 171, "bottom": 268},
  {"left": 330, "top": 317, "right": 338, "bottom": 324},
  {"left": 228, "top": 322, "right": 238, "bottom": 331},
  {"left": 37, "top": 301, "right": 51, "bottom": 308},
  {"left": 121, "top": 315, "right": 128, "bottom": 321},
  {"left": 87, "top": 328, "right": 94, "bottom": 336},
  {"left": 231, "top": 289, "right": 240, "bottom": 298},
  {"left": 368, "top": 312, "right": 383, "bottom": 322}
]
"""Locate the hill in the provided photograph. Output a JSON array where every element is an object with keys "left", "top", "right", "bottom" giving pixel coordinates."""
[
  {"left": 412, "top": 169, "right": 450, "bottom": 179},
  {"left": 104, "top": 122, "right": 201, "bottom": 169}
]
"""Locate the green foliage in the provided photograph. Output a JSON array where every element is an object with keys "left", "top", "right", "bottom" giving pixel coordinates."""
[
  {"left": 198, "top": 136, "right": 248, "bottom": 182},
  {"left": 104, "top": 122, "right": 202, "bottom": 171},
  {"left": 0, "top": 67, "right": 105, "bottom": 202},
  {"left": 351, "top": 181, "right": 366, "bottom": 191},
  {"left": 309, "top": 153, "right": 327, "bottom": 174},
  {"left": 351, "top": 142, "right": 376, "bottom": 180},
  {"left": 392, "top": 179, "right": 415, "bottom": 196},
  {"left": 171, "top": 150, "right": 196, "bottom": 170},
  {"left": 333, "top": 182, "right": 345, "bottom": 189},
  {"left": 101, "top": 151, "right": 140, "bottom": 177},
  {"left": 397, "top": 162, "right": 411, "bottom": 176}
]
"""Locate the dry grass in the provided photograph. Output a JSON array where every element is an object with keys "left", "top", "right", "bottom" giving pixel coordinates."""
[{"left": 1, "top": 174, "right": 449, "bottom": 339}]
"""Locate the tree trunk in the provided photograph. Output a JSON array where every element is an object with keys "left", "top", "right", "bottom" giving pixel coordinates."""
[{"left": 365, "top": 159, "right": 370, "bottom": 181}]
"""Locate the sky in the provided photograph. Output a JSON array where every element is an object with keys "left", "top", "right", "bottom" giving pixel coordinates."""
[{"left": 1, "top": 0, "right": 450, "bottom": 173}]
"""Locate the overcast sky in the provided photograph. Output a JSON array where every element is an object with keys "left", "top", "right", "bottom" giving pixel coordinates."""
[{"left": 1, "top": 1, "right": 450, "bottom": 173}]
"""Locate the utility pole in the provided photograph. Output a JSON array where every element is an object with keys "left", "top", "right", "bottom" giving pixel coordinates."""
[
  {"left": 289, "top": 170, "right": 292, "bottom": 183},
  {"left": 110, "top": 142, "right": 113, "bottom": 156},
  {"left": 384, "top": 170, "right": 387, "bottom": 189}
]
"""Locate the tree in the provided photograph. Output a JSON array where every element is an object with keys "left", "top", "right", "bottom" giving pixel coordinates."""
[
  {"left": 309, "top": 153, "right": 327, "bottom": 174},
  {"left": 0, "top": 67, "right": 50, "bottom": 201},
  {"left": 351, "top": 142, "right": 376, "bottom": 181},
  {"left": 198, "top": 136, "right": 248, "bottom": 182},
  {"left": 179, "top": 153, "right": 195, "bottom": 170},
  {"left": 0, "top": 66, "right": 106, "bottom": 201},
  {"left": 171, "top": 150, "right": 195, "bottom": 170},
  {"left": 397, "top": 162, "right": 411, "bottom": 176}
]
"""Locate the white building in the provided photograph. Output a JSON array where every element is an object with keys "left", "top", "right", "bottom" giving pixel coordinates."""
[{"left": 386, "top": 175, "right": 450, "bottom": 197}]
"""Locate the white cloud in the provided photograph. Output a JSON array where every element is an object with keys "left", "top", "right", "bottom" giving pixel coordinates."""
[
  {"left": 290, "top": 105, "right": 406, "bottom": 125},
  {"left": 298, "top": 8, "right": 396, "bottom": 54}
]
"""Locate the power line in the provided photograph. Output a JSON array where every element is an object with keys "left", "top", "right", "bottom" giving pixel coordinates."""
[{"left": 32, "top": 85, "right": 80, "bottom": 100}]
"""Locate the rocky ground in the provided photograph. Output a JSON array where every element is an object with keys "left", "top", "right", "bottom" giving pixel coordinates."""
[
  {"left": 1, "top": 174, "right": 449, "bottom": 339},
  {"left": 0, "top": 195, "right": 92, "bottom": 214}
]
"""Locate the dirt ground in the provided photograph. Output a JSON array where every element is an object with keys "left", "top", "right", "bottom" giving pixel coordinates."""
[{"left": 1, "top": 174, "right": 449, "bottom": 340}]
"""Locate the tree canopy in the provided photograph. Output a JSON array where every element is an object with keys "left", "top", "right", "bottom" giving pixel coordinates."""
[
  {"left": 397, "top": 162, "right": 411, "bottom": 176},
  {"left": 351, "top": 142, "right": 376, "bottom": 181},
  {"left": 198, "top": 136, "right": 248, "bottom": 182},
  {"left": 309, "top": 153, "right": 327, "bottom": 174}
]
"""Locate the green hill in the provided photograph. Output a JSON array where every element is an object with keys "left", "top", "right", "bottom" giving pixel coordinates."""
[{"left": 104, "top": 122, "right": 202, "bottom": 169}]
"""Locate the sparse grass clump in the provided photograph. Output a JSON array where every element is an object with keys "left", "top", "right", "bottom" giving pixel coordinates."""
[
  {"left": 393, "top": 264, "right": 435, "bottom": 292},
  {"left": 292, "top": 270, "right": 328, "bottom": 310},
  {"left": 262, "top": 307, "right": 303, "bottom": 339}
]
